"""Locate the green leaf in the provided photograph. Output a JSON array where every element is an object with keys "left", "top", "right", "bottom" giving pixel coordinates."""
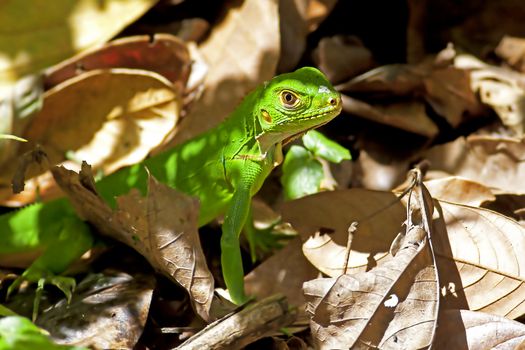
[
  {"left": 281, "top": 145, "right": 324, "bottom": 200},
  {"left": 0, "top": 305, "right": 16, "bottom": 317},
  {"left": 0, "top": 316, "right": 87, "bottom": 350},
  {"left": 302, "top": 130, "right": 351, "bottom": 163}
]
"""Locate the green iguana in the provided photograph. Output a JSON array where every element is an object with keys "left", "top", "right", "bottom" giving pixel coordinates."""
[{"left": 0, "top": 67, "right": 342, "bottom": 308}]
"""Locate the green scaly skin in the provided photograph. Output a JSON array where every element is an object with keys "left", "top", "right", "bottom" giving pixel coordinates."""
[{"left": 0, "top": 67, "right": 342, "bottom": 306}]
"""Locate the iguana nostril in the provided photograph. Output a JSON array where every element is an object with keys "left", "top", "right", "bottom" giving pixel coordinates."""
[{"left": 329, "top": 97, "right": 337, "bottom": 106}]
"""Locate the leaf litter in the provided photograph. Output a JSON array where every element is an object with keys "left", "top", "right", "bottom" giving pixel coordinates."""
[{"left": 6, "top": 0, "right": 525, "bottom": 348}]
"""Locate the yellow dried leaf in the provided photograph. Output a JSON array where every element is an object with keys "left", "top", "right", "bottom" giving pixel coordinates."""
[
  {"left": 0, "top": 69, "right": 180, "bottom": 205},
  {"left": 0, "top": 0, "right": 157, "bottom": 84}
]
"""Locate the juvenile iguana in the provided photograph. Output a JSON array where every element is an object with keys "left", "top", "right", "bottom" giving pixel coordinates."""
[{"left": 0, "top": 67, "right": 342, "bottom": 307}]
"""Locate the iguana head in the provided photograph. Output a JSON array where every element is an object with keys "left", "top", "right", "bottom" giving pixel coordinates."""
[{"left": 255, "top": 67, "right": 342, "bottom": 154}]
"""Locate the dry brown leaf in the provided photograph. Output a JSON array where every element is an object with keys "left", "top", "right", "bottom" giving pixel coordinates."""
[
  {"left": 313, "top": 35, "right": 375, "bottom": 84},
  {"left": 45, "top": 34, "right": 192, "bottom": 95},
  {"left": 424, "top": 135, "right": 525, "bottom": 194},
  {"left": 304, "top": 235, "right": 437, "bottom": 349},
  {"left": 304, "top": 179, "right": 439, "bottom": 349},
  {"left": 115, "top": 176, "right": 214, "bottom": 321},
  {"left": 423, "top": 67, "right": 481, "bottom": 127},
  {"left": 336, "top": 64, "right": 426, "bottom": 96},
  {"left": 445, "top": 1, "right": 525, "bottom": 59},
  {"left": 0, "top": 75, "right": 43, "bottom": 165},
  {"left": 423, "top": 176, "right": 496, "bottom": 206},
  {"left": 496, "top": 36, "right": 525, "bottom": 73},
  {"left": 434, "top": 200, "right": 525, "bottom": 319},
  {"left": 0, "top": 0, "right": 157, "bottom": 84},
  {"left": 0, "top": 69, "right": 180, "bottom": 206},
  {"left": 168, "top": 0, "right": 280, "bottom": 146},
  {"left": 282, "top": 189, "right": 404, "bottom": 277},
  {"left": 244, "top": 237, "right": 318, "bottom": 324},
  {"left": 51, "top": 164, "right": 214, "bottom": 321},
  {"left": 434, "top": 309, "right": 525, "bottom": 349},
  {"left": 453, "top": 53, "right": 525, "bottom": 135},
  {"left": 283, "top": 189, "right": 525, "bottom": 319},
  {"left": 278, "top": 0, "right": 337, "bottom": 73},
  {"left": 36, "top": 272, "right": 155, "bottom": 349},
  {"left": 337, "top": 47, "right": 484, "bottom": 132},
  {"left": 341, "top": 96, "right": 439, "bottom": 138}
]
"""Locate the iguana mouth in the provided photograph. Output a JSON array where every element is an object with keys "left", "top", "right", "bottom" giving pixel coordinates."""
[{"left": 282, "top": 119, "right": 331, "bottom": 146}]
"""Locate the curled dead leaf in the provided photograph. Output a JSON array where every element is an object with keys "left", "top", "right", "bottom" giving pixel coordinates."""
[
  {"left": 168, "top": 0, "right": 280, "bottom": 146},
  {"left": 0, "top": 69, "right": 181, "bottom": 206},
  {"left": 424, "top": 135, "right": 525, "bottom": 194},
  {"left": 0, "top": 0, "right": 157, "bottom": 84},
  {"left": 435, "top": 309, "right": 525, "bottom": 349},
  {"left": 304, "top": 199, "right": 438, "bottom": 350},
  {"left": 45, "top": 34, "right": 192, "bottom": 96},
  {"left": 423, "top": 176, "right": 496, "bottom": 206},
  {"left": 283, "top": 188, "right": 525, "bottom": 319},
  {"left": 51, "top": 164, "right": 214, "bottom": 321}
]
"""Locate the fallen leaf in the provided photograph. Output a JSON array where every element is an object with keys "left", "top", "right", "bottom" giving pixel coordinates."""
[
  {"left": 424, "top": 135, "right": 525, "bottom": 194},
  {"left": 434, "top": 309, "right": 525, "bottom": 349},
  {"left": 244, "top": 237, "right": 318, "bottom": 324},
  {"left": 0, "top": 0, "right": 157, "bottom": 84},
  {"left": 423, "top": 66, "right": 481, "bottom": 127},
  {"left": 167, "top": 0, "right": 280, "bottom": 146},
  {"left": 116, "top": 175, "right": 214, "bottom": 321},
  {"left": 304, "top": 178, "right": 439, "bottom": 349},
  {"left": 337, "top": 47, "right": 484, "bottom": 132},
  {"left": 341, "top": 96, "right": 439, "bottom": 138},
  {"left": 352, "top": 137, "right": 417, "bottom": 191},
  {"left": 453, "top": 53, "right": 525, "bottom": 135},
  {"left": 0, "top": 69, "right": 181, "bottom": 205},
  {"left": 283, "top": 189, "right": 525, "bottom": 319},
  {"left": 495, "top": 35, "right": 525, "bottom": 73},
  {"left": 278, "top": 0, "right": 337, "bottom": 73},
  {"left": 282, "top": 189, "right": 404, "bottom": 277},
  {"left": 434, "top": 200, "right": 525, "bottom": 319},
  {"left": 313, "top": 35, "right": 375, "bottom": 84},
  {"left": 45, "top": 34, "right": 192, "bottom": 95},
  {"left": 51, "top": 164, "right": 214, "bottom": 321},
  {"left": 0, "top": 75, "right": 43, "bottom": 166},
  {"left": 36, "top": 272, "right": 155, "bottom": 349},
  {"left": 423, "top": 176, "right": 496, "bottom": 206}
]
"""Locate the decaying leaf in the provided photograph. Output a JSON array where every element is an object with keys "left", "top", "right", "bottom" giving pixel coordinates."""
[
  {"left": 304, "top": 176, "right": 439, "bottom": 349},
  {"left": 313, "top": 35, "right": 375, "bottom": 84},
  {"left": 0, "top": 74, "right": 43, "bottom": 166},
  {"left": 434, "top": 309, "right": 525, "bottom": 349},
  {"left": 282, "top": 189, "right": 404, "bottom": 277},
  {"left": 0, "top": 0, "right": 157, "bottom": 84},
  {"left": 424, "top": 135, "right": 525, "bottom": 194},
  {"left": 434, "top": 200, "right": 525, "bottom": 319},
  {"left": 244, "top": 237, "right": 319, "bottom": 324},
  {"left": 423, "top": 176, "right": 496, "bottom": 206},
  {"left": 0, "top": 69, "right": 181, "bottom": 206},
  {"left": 45, "top": 34, "right": 192, "bottom": 96},
  {"left": 337, "top": 46, "right": 484, "bottom": 135},
  {"left": 278, "top": 0, "right": 337, "bottom": 73},
  {"left": 168, "top": 0, "right": 280, "bottom": 146},
  {"left": 496, "top": 35, "right": 525, "bottom": 73},
  {"left": 341, "top": 96, "right": 439, "bottom": 138},
  {"left": 283, "top": 188, "right": 525, "bottom": 319},
  {"left": 51, "top": 163, "right": 214, "bottom": 321},
  {"left": 36, "top": 272, "right": 155, "bottom": 349},
  {"left": 454, "top": 53, "right": 525, "bottom": 135}
]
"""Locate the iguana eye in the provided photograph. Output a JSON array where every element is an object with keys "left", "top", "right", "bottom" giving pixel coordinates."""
[{"left": 280, "top": 90, "right": 299, "bottom": 107}]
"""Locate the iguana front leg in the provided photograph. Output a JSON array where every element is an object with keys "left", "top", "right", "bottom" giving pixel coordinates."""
[{"left": 221, "top": 182, "right": 251, "bottom": 305}]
